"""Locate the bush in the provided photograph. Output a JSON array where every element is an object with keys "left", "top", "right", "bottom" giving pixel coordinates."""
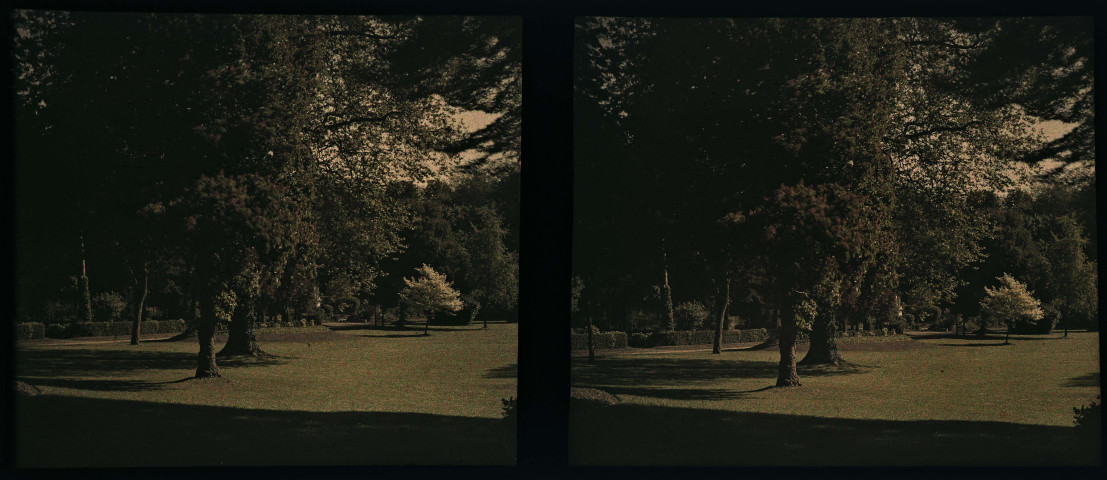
[
  {"left": 91, "top": 292, "right": 129, "bottom": 323},
  {"left": 15, "top": 323, "right": 45, "bottom": 340},
  {"left": 1073, "top": 396, "right": 1101, "bottom": 442},
  {"left": 570, "top": 331, "right": 628, "bottom": 350},
  {"left": 623, "top": 309, "right": 658, "bottom": 333},
  {"left": 628, "top": 332, "right": 651, "bottom": 348},
  {"left": 321, "top": 304, "right": 334, "bottom": 319},
  {"left": 902, "top": 313, "right": 915, "bottom": 327},
  {"left": 1034, "top": 303, "right": 1061, "bottom": 334},
  {"left": 923, "top": 305, "right": 943, "bottom": 324},
  {"left": 501, "top": 396, "right": 518, "bottom": 426},
  {"left": 674, "top": 301, "right": 710, "bottom": 330},
  {"left": 45, "top": 323, "right": 67, "bottom": 339}
]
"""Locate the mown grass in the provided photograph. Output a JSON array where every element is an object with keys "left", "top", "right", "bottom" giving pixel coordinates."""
[
  {"left": 571, "top": 331, "right": 1101, "bottom": 465},
  {"left": 15, "top": 322, "right": 517, "bottom": 467}
]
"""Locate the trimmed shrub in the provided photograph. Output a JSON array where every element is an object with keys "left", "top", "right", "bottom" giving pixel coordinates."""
[
  {"left": 92, "top": 292, "right": 129, "bottom": 323},
  {"left": 46, "top": 319, "right": 187, "bottom": 339},
  {"left": 647, "top": 328, "right": 768, "bottom": 347},
  {"left": 570, "top": 331, "right": 628, "bottom": 350},
  {"left": 674, "top": 301, "right": 710, "bottom": 331},
  {"left": 16, "top": 323, "right": 45, "bottom": 340}
]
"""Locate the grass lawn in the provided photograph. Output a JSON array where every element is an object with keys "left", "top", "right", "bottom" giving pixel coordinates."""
[
  {"left": 15, "top": 322, "right": 517, "bottom": 467},
  {"left": 570, "top": 331, "right": 1101, "bottom": 466}
]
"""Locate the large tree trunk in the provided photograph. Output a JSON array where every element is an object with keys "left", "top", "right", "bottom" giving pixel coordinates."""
[
  {"left": 712, "top": 277, "right": 730, "bottom": 354},
  {"left": 130, "top": 261, "right": 148, "bottom": 345},
  {"left": 194, "top": 295, "right": 220, "bottom": 378},
  {"left": 219, "top": 299, "right": 261, "bottom": 356},
  {"left": 424, "top": 311, "right": 432, "bottom": 335},
  {"left": 776, "top": 302, "right": 801, "bottom": 387},
  {"left": 799, "top": 311, "right": 842, "bottom": 365}
]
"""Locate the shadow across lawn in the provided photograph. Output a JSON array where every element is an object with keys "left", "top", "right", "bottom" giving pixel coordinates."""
[
  {"left": 930, "top": 342, "right": 1014, "bottom": 348},
  {"left": 329, "top": 323, "right": 483, "bottom": 333},
  {"left": 14, "top": 376, "right": 194, "bottom": 392},
  {"left": 910, "top": 332, "right": 1064, "bottom": 342},
  {"left": 15, "top": 394, "right": 515, "bottom": 467},
  {"left": 483, "top": 363, "right": 518, "bottom": 379},
  {"left": 1063, "top": 372, "right": 1100, "bottom": 388},
  {"left": 572, "top": 357, "right": 871, "bottom": 387},
  {"left": 570, "top": 403, "right": 1099, "bottom": 466},
  {"left": 16, "top": 348, "right": 289, "bottom": 378},
  {"left": 582, "top": 385, "right": 754, "bottom": 401}
]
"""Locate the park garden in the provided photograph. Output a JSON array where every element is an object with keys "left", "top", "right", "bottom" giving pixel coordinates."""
[
  {"left": 572, "top": 17, "right": 1099, "bottom": 465},
  {"left": 12, "top": 12, "right": 519, "bottom": 466}
]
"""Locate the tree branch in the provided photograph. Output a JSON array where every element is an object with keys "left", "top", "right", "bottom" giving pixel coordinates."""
[
  {"left": 324, "top": 111, "right": 402, "bottom": 130},
  {"left": 905, "top": 120, "right": 982, "bottom": 139},
  {"left": 903, "top": 39, "right": 980, "bottom": 50}
]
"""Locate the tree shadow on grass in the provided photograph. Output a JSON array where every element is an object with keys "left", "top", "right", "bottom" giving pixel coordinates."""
[
  {"left": 911, "top": 332, "right": 1064, "bottom": 343},
  {"left": 570, "top": 403, "right": 1099, "bottom": 466},
  {"left": 328, "top": 323, "right": 482, "bottom": 333},
  {"left": 930, "top": 342, "right": 1014, "bottom": 347},
  {"left": 16, "top": 377, "right": 171, "bottom": 392},
  {"left": 483, "top": 363, "right": 517, "bottom": 379},
  {"left": 1063, "top": 373, "right": 1100, "bottom": 388},
  {"left": 15, "top": 395, "right": 514, "bottom": 467},
  {"left": 16, "top": 348, "right": 290, "bottom": 379},
  {"left": 581, "top": 385, "right": 754, "bottom": 401},
  {"left": 571, "top": 357, "right": 871, "bottom": 387}
]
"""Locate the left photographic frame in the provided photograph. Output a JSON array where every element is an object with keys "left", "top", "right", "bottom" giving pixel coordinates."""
[{"left": 11, "top": 11, "right": 520, "bottom": 467}]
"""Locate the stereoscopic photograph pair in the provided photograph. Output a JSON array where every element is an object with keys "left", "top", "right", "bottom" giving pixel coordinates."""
[{"left": 8, "top": 10, "right": 1099, "bottom": 469}]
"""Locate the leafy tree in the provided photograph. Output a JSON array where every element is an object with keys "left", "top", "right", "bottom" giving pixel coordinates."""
[
  {"left": 980, "top": 274, "right": 1044, "bottom": 344},
  {"left": 174, "top": 172, "right": 305, "bottom": 375},
  {"left": 728, "top": 182, "right": 887, "bottom": 385},
  {"left": 399, "top": 264, "right": 464, "bottom": 336},
  {"left": 91, "top": 292, "right": 128, "bottom": 323}
]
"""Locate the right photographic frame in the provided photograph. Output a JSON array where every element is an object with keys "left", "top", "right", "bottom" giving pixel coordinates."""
[{"left": 570, "top": 17, "right": 1099, "bottom": 466}]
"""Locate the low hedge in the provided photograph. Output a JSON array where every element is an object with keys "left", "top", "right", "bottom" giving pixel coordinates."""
[
  {"left": 16, "top": 323, "right": 46, "bottom": 340},
  {"left": 46, "top": 319, "right": 187, "bottom": 339},
  {"left": 645, "top": 328, "right": 768, "bottom": 347},
  {"left": 570, "top": 331, "right": 628, "bottom": 350}
]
